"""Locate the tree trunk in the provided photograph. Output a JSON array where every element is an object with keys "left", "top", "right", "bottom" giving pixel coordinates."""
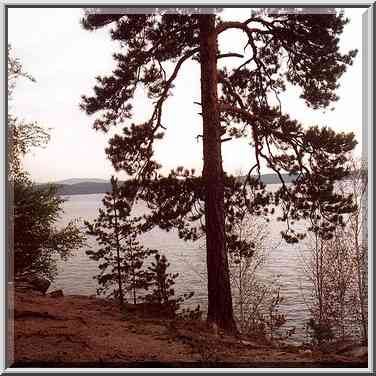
[
  {"left": 130, "top": 243, "right": 137, "bottom": 305},
  {"left": 113, "top": 197, "right": 124, "bottom": 306},
  {"left": 199, "top": 14, "right": 237, "bottom": 334}
]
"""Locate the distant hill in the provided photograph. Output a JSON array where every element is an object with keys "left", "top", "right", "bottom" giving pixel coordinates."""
[
  {"left": 54, "top": 182, "right": 112, "bottom": 196},
  {"left": 38, "top": 171, "right": 359, "bottom": 196},
  {"left": 39, "top": 174, "right": 296, "bottom": 196},
  {"left": 54, "top": 178, "right": 109, "bottom": 185},
  {"left": 37, "top": 180, "right": 112, "bottom": 196}
]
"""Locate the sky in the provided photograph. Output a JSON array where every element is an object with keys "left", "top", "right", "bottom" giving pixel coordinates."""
[{"left": 8, "top": 7, "right": 365, "bottom": 183}]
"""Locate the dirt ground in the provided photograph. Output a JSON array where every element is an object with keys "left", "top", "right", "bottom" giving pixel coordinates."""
[{"left": 9, "top": 290, "right": 368, "bottom": 368}]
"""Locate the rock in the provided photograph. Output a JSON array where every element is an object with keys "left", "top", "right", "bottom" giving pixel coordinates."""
[
  {"left": 300, "top": 349, "right": 312, "bottom": 356},
  {"left": 15, "top": 274, "right": 50, "bottom": 294},
  {"left": 241, "top": 340, "right": 262, "bottom": 348},
  {"left": 286, "top": 341, "right": 302, "bottom": 348},
  {"left": 48, "top": 289, "right": 64, "bottom": 298},
  {"left": 277, "top": 341, "right": 301, "bottom": 353},
  {"left": 26, "top": 275, "right": 51, "bottom": 294}
]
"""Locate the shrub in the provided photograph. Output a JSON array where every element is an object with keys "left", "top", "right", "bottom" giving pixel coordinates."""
[
  {"left": 13, "top": 178, "right": 85, "bottom": 281},
  {"left": 306, "top": 318, "right": 334, "bottom": 346},
  {"left": 227, "top": 212, "right": 290, "bottom": 340}
]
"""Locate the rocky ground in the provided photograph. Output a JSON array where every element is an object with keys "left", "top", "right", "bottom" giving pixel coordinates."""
[{"left": 9, "top": 287, "right": 368, "bottom": 368}]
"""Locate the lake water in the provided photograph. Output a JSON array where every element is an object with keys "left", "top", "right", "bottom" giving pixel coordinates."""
[{"left": 51, "top": 190, "right": 315, "bottom": 342}]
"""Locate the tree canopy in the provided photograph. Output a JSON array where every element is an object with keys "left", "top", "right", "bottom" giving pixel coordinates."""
[
  {"left": 9, "top": 46, "right": 85, "bottom": 281},
  {"left": 8, "top": 45, "right": 50, "bottom": 182},
  {"left": 13, "top": 182, "right": 84, "bottom": 280},
  {"left": 81, "top": 9, "right": 358, "bottom": 331}
]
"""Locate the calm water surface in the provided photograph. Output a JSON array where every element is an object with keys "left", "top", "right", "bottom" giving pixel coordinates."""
[{"left": 51, "top": 189, "right": 314, "bottom": 342}]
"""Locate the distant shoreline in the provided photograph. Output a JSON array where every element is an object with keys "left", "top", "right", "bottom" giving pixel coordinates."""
[{"left": 39, "top": 174, "right": 297, "bottom": 196}]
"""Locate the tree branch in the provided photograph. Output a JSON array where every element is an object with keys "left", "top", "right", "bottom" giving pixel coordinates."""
[
  {"left": 136, "top": 47, "right": 200, "bottom": 183},
  {"left": 150, "top": 47, "right": 200, "bottom": 132},
  {"left": 215, "top": 21, "right": 273, "bottom": 37},
  {"left": 217, "top": 53, "right": 244, "bottom": 59},
  {"left": 219, "top": 103, "right": 257, "bottom": 124},
  {"left": 218, "top": 74, "right": 246, "bottom": 110}
]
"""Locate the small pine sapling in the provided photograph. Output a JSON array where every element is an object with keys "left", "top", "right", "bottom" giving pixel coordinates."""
[
  {"left": 85, "top": 176, "right": 156, "bottom": 305},
  {"left": 144, "top": 253, "right": 193, "bottom": 316},
  {"left": 122, "top": 230, "right": 157, "bottom": 304}
]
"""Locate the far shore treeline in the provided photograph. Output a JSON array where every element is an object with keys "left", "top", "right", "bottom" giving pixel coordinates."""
[
  {"left": 41, "top": 174, "right": 297, "bottom": 196},
  {"left": 38, "top": 172, "right": 359, "bottom": 196}
]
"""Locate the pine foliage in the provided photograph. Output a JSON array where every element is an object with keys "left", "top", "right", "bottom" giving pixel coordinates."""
[
  {"left": 144, "top": 253, "right": 194, "bottom": 315},
  {"left": 80, "top": 9, "right": 358, "bottom": 329},
  {"left": 85, "top": 176, "right": 157, "bottom": 304},
  {"left": 80, "top": 10, "right": 358, "bottom": 240}
]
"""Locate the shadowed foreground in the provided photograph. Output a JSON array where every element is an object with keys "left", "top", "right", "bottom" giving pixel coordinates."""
[{"left": 10, "top": 290, "right": 367, "bottom": 368}]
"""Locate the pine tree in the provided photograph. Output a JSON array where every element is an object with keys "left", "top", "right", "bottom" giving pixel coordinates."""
[
  {"left": 85, "top": 176, "right": 156, "bottom": 305},
  {"left": 146, "top": 253, "right": 178, "bottom": 305},
  {"left": 80, "top": 9, "right": 357, "bottom": 332},
  {"left": 144, "top": 253, "right": 193, "bottom": 316}
]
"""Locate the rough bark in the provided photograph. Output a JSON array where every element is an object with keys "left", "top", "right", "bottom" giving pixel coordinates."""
[{"left": 199, "top": 14, "right": 237, "bottom": 333}]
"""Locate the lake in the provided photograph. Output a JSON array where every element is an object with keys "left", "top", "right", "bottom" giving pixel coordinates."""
[{"left": 51, "top": 190, "right": 315, "bottom": 342}]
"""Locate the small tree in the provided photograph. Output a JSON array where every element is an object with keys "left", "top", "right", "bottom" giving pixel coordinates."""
[
  {"left": 227, "top": 206, "right": 267, "bottom": 332},
  {"left": 304, "top": 220, "right": 360, "bottom": 345},
  {"left": 303, "top": 159, "right": 368, "bottom": 346},
  {"left": 14, "top": 180, "right": 85, "bottom": 280},
  {"left": 227, "top": 208, "right": 288, "bottom": 340},
  {"left": 8, "top": 45, "right": 50, "bottom": 182},
  {"left": 340, "top": 160, "right": 368, "bottom": 343},
  {"left": 85, "top": 176, "right": 156, "bottom": 305},
  {"left": 9, "top": 46, "right": 84, "bottom": 281},
  {"left": 338, "top": 159, "right": 368, "bottom": 344},
  {"left": 304, "top": 227, "right": 337, "bottom": 345},
  {"left": 144, "top": 253, "right": 193, "bottom": 315}
]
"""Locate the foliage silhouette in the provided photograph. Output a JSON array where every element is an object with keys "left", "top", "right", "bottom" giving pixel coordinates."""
[
  {"left": 85, "top": 176, "right": 157, "bottom": 305},
  {"left": 9, "top": 46, "right": 84, "bottom": 281},
  {"left": 8, "top": 45, "right": 50, "bottom": 182},
  {"left": 14, "top": 181, "right": 84, "bottom": 280},
  {"left": 144, "top": 253, "right": 194, "bottom": 316},
  {"left": 81, "top": 9, "right": 357, "bottom": 332}
]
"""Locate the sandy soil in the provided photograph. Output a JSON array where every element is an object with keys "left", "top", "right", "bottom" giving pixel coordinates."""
[{"left": 10, "top": 290, "right": 368, "bottom": 368}]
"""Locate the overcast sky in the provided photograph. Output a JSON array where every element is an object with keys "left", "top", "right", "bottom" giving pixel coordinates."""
[{"left": 8, "top": 7, "right": 365, "bottom": 183}]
